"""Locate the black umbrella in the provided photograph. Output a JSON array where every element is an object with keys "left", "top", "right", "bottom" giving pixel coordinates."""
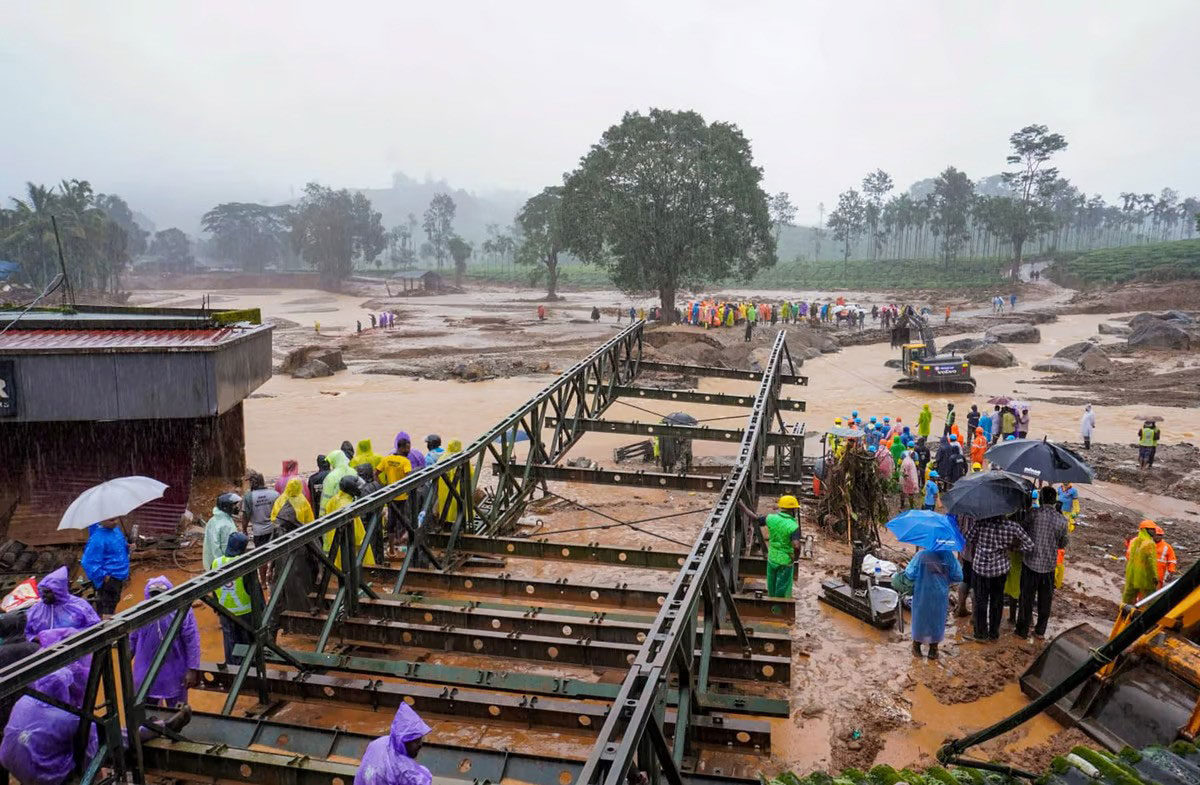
[
  {"left": 983, "top": 437, "right": 1095, "bottom": 484},
  {"left": 941, "top": 470, "right": 1032, "bottom": 519}
]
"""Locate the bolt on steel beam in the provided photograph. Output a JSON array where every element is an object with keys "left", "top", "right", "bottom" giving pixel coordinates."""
[
  {"left": 248, "top": 647, "right": 789, "bottom": 717},
  {"left": 586, "top": 384, "right": 806, "bottom": 411},
  {"left": 279, "top": 611, "right": 790, "bottom": 682},
  {"left": 191, "top": 663, "right": 771, "bottom": 748},
  {"left": 361, "top": 567, "right": 796, "bottom": 620}
]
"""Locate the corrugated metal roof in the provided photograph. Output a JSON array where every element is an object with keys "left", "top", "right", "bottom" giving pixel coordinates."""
[{"left": 0, "top": 327, "right": 252, "bottom": 353}]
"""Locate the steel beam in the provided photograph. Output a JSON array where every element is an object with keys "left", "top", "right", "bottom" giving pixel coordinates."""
[
  {"left": 424, "top": 532, "right": 780, "bottom": 578},
  {"left": 141, "top": 709, "right": 759, "bottom": 785},
  {"left": 280, "top": 612, "right": 790, "bottom": 682},
  {"left": 506, "top": 463, "right": 811, "bottom": 498},
  {"left": 636, "top": 360, "right": 807, "bottom": 386},
  {"left": 587, "top": 384, "right": 806, "bottom": 411},
  {"left": 362, "top": 567, "right": 795, "bottom": 620},
  {"left": 250, "top": 647, "right": 789, "bottom": 717},
  {"left": 543, "top": 416, "right": 805, "bottom": 447},
  {"left": 313, "top": 594, "right": 790, "bottom": 656},
  {"left": 192, "top": 664, "right": 770, "bottom": 748}
]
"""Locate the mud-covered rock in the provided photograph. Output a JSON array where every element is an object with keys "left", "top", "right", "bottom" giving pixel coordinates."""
[
  {"left": 883, "top": 358, "right": 904, "bottom": 369},
  {"left": 1032, "top": 358, "right": 1080, "bottom": 373},
  {"left": 964, "top": 343, "right": 1016, "bottom": 368},
  {"left": 1097, "top": 322, "right": 1130, "bottom": 336},
  {"left": 1078, "top": 348, "right": 1114, "bottom": 373},
  {"left": 1055, "top": 342, "right": 1097, "bottom": 362},
  {"left": 942, "top": 337, "right": 986, "bottom": 354},
  {"left": 1128, "top": 320, "right": 1193, "bottom": 350},
  {"left": 984, "top": 323, "right": 1041, "bottom": 343},
  {"left": 291, "top": 359, "right": 333, "bottom": 379},
  {"left": 281, "top": 345, "right": 346, "bottom": 376}
]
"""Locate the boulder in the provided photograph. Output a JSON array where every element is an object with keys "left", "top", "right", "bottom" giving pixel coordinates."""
[
  {"left": 291, "top": 359, "right": 333, "bottom": 379},
  {"left": 984, "top": 323, "right": 1041, "bottom": 344},
  {"left": 1164, "top": 310, "right": 1196, "bottom": 324},
  {"left": 883, "top": 358, "right": 904, "bottom": 369},
  {"left": 1128, "top": 320, "right": 1193, "bottom": 350},
  {"left": 1078, "top": 349, "right": 1114, "bottom": 373},
  {"left": 964, "top": 343, "right": 1016, "bottom": 368},
  {"left": 1032, "top": 358, "right": 1080, "bottom": 373},
  {"left": 1098, "top": 322, "right": 1130, "bottom": 336},
  {"left": 942, "top": 338, "right": 986, "bottom": 354},
  {"left": 1054, "top": 342, "right": 1097, "bottom": 362},
  {"left": 281, "top": 345, "right": 346, "bottom": 376}
]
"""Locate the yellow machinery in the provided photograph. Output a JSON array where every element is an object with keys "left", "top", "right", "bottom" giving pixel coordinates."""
[{"left": 1020, "top": 580, "right": 1200, "bottom": 751}]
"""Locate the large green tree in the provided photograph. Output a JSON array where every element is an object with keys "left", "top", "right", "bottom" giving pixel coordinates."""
[
  {"left": 150, "top": 228, "right": 195, "bottom": 272},
  {"left": 996, "top": 124, "right": 1068, "bottom": 275},
  {"left": 861, "top": 169, "right": 893, "bottom": 259},
  {"left": 559, "top": 109, "right": 775, "bottom": 315},
  {"left": 515, "top": 186, "right": 565, "bottom": 299},
  {"left": 827, "top": 189, "right": 866, "bottom": 263},
  {"left": 290, "top": 183, "right": 386, "bottom": 287},
  {"left": 447, "top": 235, "right": 472, "bottom": 287},
  {"left": 201, "top": 202, "right": 292, "bottom": 271},
  {"left": 422, "top": 193, "right": 456, "bottom": 269},
  {"left": 928, "top": 167, "right": 974, "bottom": 266}
]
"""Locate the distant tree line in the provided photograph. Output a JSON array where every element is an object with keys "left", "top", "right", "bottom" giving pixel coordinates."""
[{"left": 820, "top": 124, "right": 1200, "bottom": 274}]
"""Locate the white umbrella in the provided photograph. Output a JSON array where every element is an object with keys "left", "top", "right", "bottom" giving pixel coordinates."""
[{"left": 58, "top": 476, "right": 168, "bottom": 530}]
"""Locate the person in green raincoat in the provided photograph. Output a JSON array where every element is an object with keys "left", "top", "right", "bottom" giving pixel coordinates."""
[
  {"left": 889, "top": 437, "right": 905, "bottom": 480},
  {"left": 321, "top": 450, "right": 353, "bottom": 509},
  {"left": 1004, "top": 552, "right": 1022, "bottom": 623},
  {"left": 1123, "top": 520, "right": 1160, "bottom": 604},
  {"left": 917, "top": 404, "right": 933, "bottom": 440}
]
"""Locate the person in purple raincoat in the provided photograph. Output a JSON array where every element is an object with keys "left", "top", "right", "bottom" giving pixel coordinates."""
[
  {"left": 354, "top": 703, "right": 432, "bottom": 785},
  {"left": 24, "top": 566, "right": 100, "bottom": 642},
  {"left": 396, "top": 431, "right": 425, "bottom": 471},
  {"left": 130, "top": 576, "right": 201, "bottom": 706},
  {"left": 0, "top": 668, "right": 98, "bottom": 785}
]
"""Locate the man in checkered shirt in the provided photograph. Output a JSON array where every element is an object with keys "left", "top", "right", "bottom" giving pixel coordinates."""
[
  {"left": 1016, "top": 487, "right": 1069, "bottom": 638},
  {"left": 966, "top": 511, "right": 1034, "bottom": 641}
]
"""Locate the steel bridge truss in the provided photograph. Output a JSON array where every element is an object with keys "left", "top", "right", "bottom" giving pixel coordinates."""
[{"left": 0, "top": 321, "right": 806, "bottom": 785}]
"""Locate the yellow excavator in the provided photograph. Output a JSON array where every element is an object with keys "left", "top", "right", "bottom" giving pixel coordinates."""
[{"left": 1019, "top": 574, "right": 1200, "bottom": 751}]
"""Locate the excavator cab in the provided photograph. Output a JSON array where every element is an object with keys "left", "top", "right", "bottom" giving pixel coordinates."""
[{"left": 1021, "top": 582, "right": 1200, "bottom": 751}]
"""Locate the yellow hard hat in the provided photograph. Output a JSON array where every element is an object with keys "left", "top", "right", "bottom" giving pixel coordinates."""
[
  {"left": 778, "top": 495, "right": 800, "bottom": 510},
  {"left": 834, "top": 417, "right": 843, "bottom": 425}
]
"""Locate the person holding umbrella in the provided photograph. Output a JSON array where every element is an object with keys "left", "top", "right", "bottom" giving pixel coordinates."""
[
  {"left": 965, "top": 514, "right": 1034, "bottom": 642},
  {"left": 81, "top": 517, "right": 129, "bottom": 616},
  {"left": 886, "top": 510, "right": 965, "bottom": 659}
]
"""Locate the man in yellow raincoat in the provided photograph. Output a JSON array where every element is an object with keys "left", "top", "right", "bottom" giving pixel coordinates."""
[
  {"left": 350, "top": 438, "right": 382, "bottom": 471},
  {"left": 1123, "top": 520, "right": 1160, "bottom": 604},
  {"left": 434, "top": 440, "right": 474, "bottom": 524},
  {"left": 272, "top": 477, "right": 315, "bottom": 524},
  {"left": 323, "top": 475, "right": 375, "bottom": 568}
]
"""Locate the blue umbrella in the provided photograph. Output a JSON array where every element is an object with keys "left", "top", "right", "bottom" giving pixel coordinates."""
[{"left": 885, "top": 509, "right": 965, "bottom": 552}]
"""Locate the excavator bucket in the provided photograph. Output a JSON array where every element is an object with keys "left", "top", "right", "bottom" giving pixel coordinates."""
[{"left": 1022, "top": 622, "right": 1200, "bottom": 751}]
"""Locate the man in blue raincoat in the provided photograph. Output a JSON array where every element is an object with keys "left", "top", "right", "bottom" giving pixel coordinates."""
[
  {"left": 905, "top": 548, "right": 963, "bottom": 659},
  {"left": 81, "top": 518, "right": 129, "bottom": 616}
]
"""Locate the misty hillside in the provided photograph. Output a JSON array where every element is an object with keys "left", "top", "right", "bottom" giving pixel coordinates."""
[{"left": 358, "top": 172, "right": 529, "bottom": 243}]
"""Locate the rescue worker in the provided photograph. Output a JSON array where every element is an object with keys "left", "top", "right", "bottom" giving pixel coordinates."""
[
  {"left": 211, "top": 532, "right": 260, "bottom": 665},
  {"left": 321, "top": 450, "right": 354, "bottom": 512},
  {"left": 1153, "top": 525, "right": 1178, "bottom": 588},
  {"left": 322, "top": 475, "right": 376, "bottom": 568},
  {"left": 1137, "top": 420, "right": 1161, "bottom": 470},
  {"left": 970, "top": 427, "right": 988, "bottom": 468},
  {"left": 350, "top": 438, "right": 383, "bottom": 471},
  {"left": 1059, "top": 482, "right": 1079, "bottom": 530},
  {"left": 274, "top": 458, "right": 307, "bottom": 500},
  {"left": 738, "top": 496, "right": 802, "bottom": 599},
  {"left": 355, "top": 704, "right": 433, "bottom": 785},
  {"left": 242, "top": 470, "right": 280, "bottom": 548},
  {"left": 23, "top": 566, "right": 101, "bottom": 642},
  {"left": 943, "top": 403, "right": 956, "bottom": 437},
  {"left": 979, "top": 408, "right": 993, "bottom": 444},
  {"left": 999, "top": 406, "right": 1017, "bottom": 442},
  {"left": 307, "top": 455, "right": 331, "bottom": 512},
  {"left": 0, "top": 669, "right": 98, "bottom": 785},
  {"left": 202, "top": 493, "right": 241, "bottom": 577},
  {"left": 917, "top": 404, "right": 932, "bottom": 440},
  {"left": 81, "top": 517, "right": 129, "bottom": 616},
  {"left": 923, "top": 470, "right": 940, "bottom": 510},
  {"left": 271, "top": 477, "right": 315, "bottom": 524},
  {"left": 377, "top": 440, "right": 415, "bottom": 556},
  {"left": 425, "top": 435, "right": 446, "bottom": 466},
  {"left": 966, "top": 405, "right": 980, "bottom": 434},
  {"left": 130, "top": 575, "right": 200, "bottom": 706},
  {"left": 434, "top": 440, "right": 474, "bottom": 524},
  {"left": 1123, "top": 520, "right": 1160, "bottom": 604}
]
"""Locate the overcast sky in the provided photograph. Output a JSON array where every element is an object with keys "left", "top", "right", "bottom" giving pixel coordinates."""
[{"left": 3, "top": 0, "right": 1198, "bottom": 229}]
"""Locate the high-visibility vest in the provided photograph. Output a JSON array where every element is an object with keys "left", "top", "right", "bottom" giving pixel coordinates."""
[
  {"left": 1140, "top": 427, "right": 1159, "bottom": 447},
  {"left": 1156, "top": 540, "right": 1178, "bottom": 584},
  {"left": 212, "top": 555, "right": 252, "bottom": 615}
]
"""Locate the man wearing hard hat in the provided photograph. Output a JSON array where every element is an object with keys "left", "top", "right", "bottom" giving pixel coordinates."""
[{"left": 739, "top": 495, "right": 803, "bottom": 598}]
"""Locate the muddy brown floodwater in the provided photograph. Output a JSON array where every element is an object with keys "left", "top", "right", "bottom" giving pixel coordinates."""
[{"left": 123, "top": 282, "right": 1195, "bottom": 777}]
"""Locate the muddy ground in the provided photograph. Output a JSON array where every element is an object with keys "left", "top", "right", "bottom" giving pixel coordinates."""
[{"left": 110, "top": 276, "right": 1200, "bottom": 777}]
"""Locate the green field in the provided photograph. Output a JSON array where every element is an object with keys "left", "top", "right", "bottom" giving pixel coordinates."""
[{"left": 1054, "top": 238, "right": 1200, "bottom": 284}]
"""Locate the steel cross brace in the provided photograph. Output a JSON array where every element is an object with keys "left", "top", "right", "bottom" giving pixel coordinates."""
[
  {"left": 576, "top": 330, "right": 793, "bottom": 785},
  {"left": 585, "top": 383, "right": 806, "bottom": 411},
  {"left": 542, "top": 416, "right": 806, "bottom": 447}
]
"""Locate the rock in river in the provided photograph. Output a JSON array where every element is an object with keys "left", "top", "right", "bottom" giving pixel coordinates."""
[
  {"left": 964, "top": 343, "right": 1016, "bottom": 368},
  {"left": 1032, "top": 358, "right": 1080, "bottom": 373},
  {"left": 984, "top": 323, "right": 1041, "bottom": 344}
]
